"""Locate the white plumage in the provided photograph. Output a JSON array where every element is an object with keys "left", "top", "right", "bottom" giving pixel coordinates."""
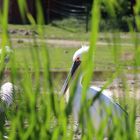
[
  {"left": 72, "top": 81, "right": 125, "bottom": 129},
  {"left": 0, "top": 82, "right": 14, "bottom": 106},
  {"left": 62, "top": 46, "right": 127, "bottom": 130}
]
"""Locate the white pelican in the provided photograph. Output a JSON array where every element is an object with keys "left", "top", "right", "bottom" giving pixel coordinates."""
[
  {"left": 0, "top": 46, "right": 15, "bottom": 107},
  {"left": 0, "top": 82, "right": 15, "bottom": 107},
  {"left": 61, "top": 46, "right": 127, "bottom": 131}
]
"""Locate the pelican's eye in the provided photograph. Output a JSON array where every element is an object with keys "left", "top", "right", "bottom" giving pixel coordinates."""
[{"left": 76, "top": 57, "right": 80, "bottom": 62}]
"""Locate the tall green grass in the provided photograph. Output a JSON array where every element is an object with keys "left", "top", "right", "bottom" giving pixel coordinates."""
[{"left": 0, "top": 0, "right": 140, "bottom": 139}]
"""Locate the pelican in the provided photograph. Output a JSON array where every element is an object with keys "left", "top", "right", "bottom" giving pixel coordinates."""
[
  {"left": 61, "top": 45, "right": 127, "bottom": 131},
  {"left": 0, "top": 46, "right": 15, "bottom": 131},
  {"left": 0, "top": 46, "right": 15, "bottom": 107}
]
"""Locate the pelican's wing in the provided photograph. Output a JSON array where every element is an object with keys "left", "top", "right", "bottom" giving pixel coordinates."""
[
  {"left": 90, "top": 86, "right": 113, "bottom": 99},
  {"left": 87, "top": 86, "right": 127, "bottom": 116}
]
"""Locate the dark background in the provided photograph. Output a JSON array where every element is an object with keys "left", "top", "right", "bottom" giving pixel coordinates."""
[{"left": 0, "top": 0, "right": 137, "bottom": 31}]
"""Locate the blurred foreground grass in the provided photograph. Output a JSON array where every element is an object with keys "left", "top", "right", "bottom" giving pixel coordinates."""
[
  {"left": 0, "top": 23, "right": 140, "bottom": 140},
  {"left": 0, "top": 0, "right": 140, "bottom": 139}
]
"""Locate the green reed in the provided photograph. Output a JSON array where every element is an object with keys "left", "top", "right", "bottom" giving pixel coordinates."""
[{"left": 0, "top": 0, "right": 139, "bottom": 139}]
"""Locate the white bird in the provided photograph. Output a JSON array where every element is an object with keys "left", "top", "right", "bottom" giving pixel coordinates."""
[
  {"left": 0, "top": 46, "right": 15, "bottom": 107},
  {"left": 0, "top": 82, "right": 14, "bottom": 107},
  {"left": 61, "top": 45, "right": 127, "bottom": 131}
]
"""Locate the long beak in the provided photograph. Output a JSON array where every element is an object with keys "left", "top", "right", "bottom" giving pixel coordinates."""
[{"left": 61, "top": 60, "right": 81, "bottom": 95}]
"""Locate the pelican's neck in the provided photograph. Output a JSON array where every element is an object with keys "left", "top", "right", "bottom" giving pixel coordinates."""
[
  {"left": 78, "top": 73, "right": 83, "bottom": 87},
  {"left": 65, "top": 73, "right": 82, "bottom": 102}
]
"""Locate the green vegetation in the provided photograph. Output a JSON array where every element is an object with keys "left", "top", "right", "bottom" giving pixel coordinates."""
[{"left": 0, "top": 0, "right": 140, "bottom": 140}]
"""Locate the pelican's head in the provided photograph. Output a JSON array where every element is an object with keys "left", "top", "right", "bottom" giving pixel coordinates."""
[
  {"left": 61, "top": 45, "right": 89, "bottom": 95},
  {"left": 0, "top": 46, "right": 13, "bottom": 63},
  {"left": 73, "top": 45, "right": 89, "bottom": 61}
]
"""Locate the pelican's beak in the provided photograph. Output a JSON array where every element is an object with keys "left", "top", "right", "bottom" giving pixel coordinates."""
[{"left": 61, "top": 60, "right": 81, "bottom": 95}]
